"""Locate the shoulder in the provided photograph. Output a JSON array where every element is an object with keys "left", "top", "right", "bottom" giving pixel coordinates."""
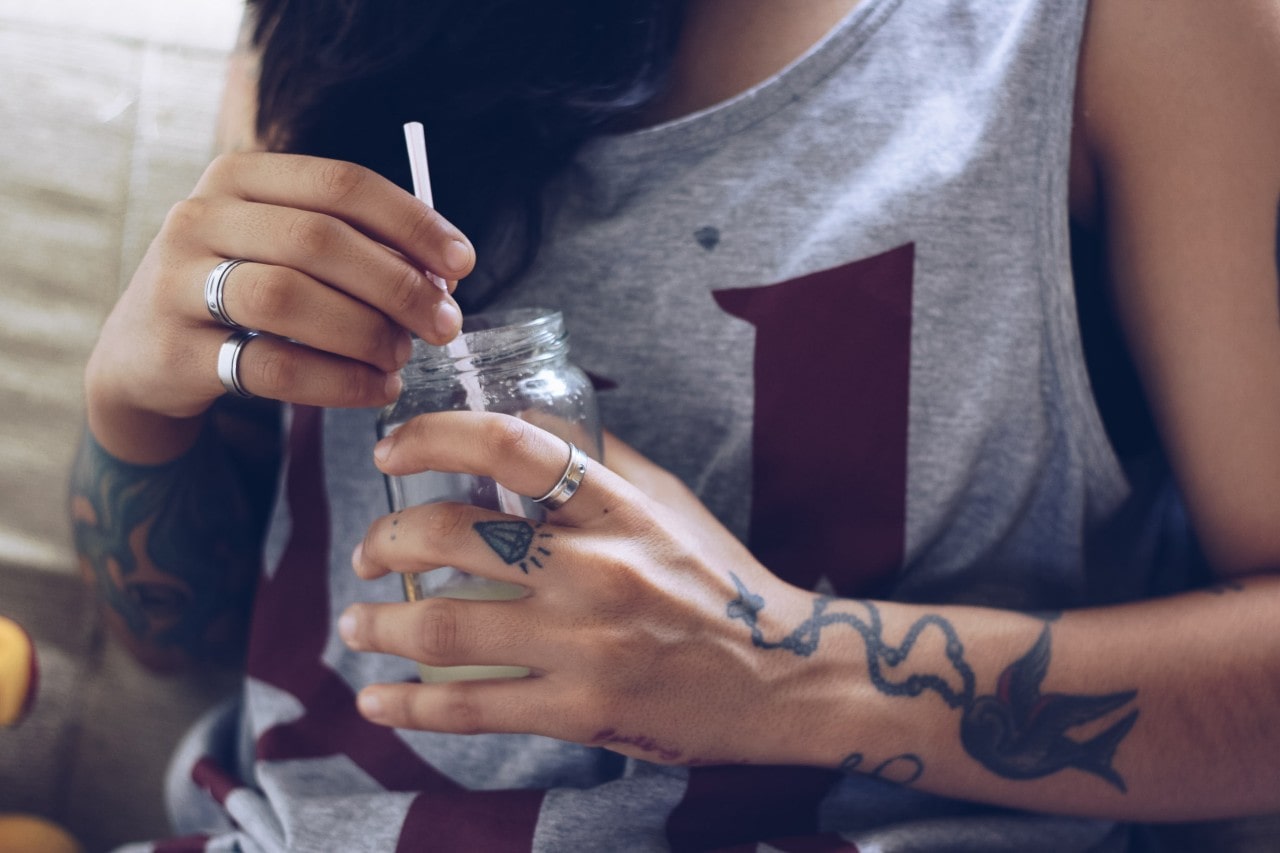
[
  {"left": 1072, "top": 0, "right": 1280, "bottom": 576},
  {"left": 1076, "top": 0, "right": 1280, "bottom": 177}
]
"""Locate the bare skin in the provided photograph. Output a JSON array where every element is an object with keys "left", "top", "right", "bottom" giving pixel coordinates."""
[{"left": 77, "top": 0, "right": 1280, "bottom": 823}]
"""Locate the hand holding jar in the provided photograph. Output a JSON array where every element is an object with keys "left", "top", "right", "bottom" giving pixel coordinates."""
[{"left": 343, "top": 403, "right": 815, "bottom": 768}]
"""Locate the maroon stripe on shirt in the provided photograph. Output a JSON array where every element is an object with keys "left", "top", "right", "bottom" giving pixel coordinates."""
[
  {"left": 712, "top": 244, "right": 913, "bottom": 598},
  {"left": 398, "top": 789, "right": 547, "bottom": 853},
  {"left": 192, "top": 756, "right": 239, "bottom": 806},
  {"left": 669, "top": 248, "right": 914, "bottom": 850},
  {"left": 667, "top": 765, "right": 844, "bottom": 851},
  {"left": 249, "top": 404, "right": 448, "bottom": 788},
  {"left": 153, "top": 836, "right": 210, "bottom": 853},
  {"left": 247, "top": 405, "right": 545, "bottom": 844}
]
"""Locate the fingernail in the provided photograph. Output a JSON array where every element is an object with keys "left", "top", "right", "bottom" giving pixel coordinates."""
[
  {"left": 433, "top": 299, "right": 461, "bottom": 340},
  {"left": 358, "top": 690, "right": 384, "bottom": 719},
  {"left": 444, "top": 239, "right": 473, "bottom": 274},
  {"left": 338, "top": 610, "right": 359, "bottom": 646},
  {"left": 374, "top": 436, "right": 394, "bottom": 463},
  {"left": 384, "top": 372, "right": 403, "bottom": 399},
  {"left": 427, "top": 271, "right": 449, "bottom": 293},
  {"left": 351, "top": 541, "right": 364, "bottom": 571}
]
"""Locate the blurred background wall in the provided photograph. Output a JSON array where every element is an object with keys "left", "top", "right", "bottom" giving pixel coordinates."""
[{"left": 0, "top": 2, "right": 244, "bottom": 849}]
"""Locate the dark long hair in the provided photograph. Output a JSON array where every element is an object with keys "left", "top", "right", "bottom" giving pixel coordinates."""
[{"left": 249, "top": 0, "right": 685, "bottom": 296}]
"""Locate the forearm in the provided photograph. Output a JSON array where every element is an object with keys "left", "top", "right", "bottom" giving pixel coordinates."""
[
  {"left": 735, "top": 572, "right": 1280, "bottom": 821},
  {"left": 70, "top": 397, "right": 281, "bottom": 669}
]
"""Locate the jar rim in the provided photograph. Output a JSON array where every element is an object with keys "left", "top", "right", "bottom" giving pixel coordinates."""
[{"left": 405, "top": 306, "right": 566, "bottom": 376}]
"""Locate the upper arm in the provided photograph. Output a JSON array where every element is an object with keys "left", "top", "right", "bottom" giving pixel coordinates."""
[
  {"left": 1077, "top": 0, "right": 1280, "bottom": 575},
  {"left": 216, "top": 8, "right": 264, "bottom": 155}
]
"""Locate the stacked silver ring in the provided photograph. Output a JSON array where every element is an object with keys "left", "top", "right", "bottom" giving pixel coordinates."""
[
  {"left": 217, "top": 330, "right": 258, "bottom": 398},
  {"left": 205, "top": 258, "right": 247, "bottom": 328},
  {"left": 533, "top": 442, "right": 587, "bottom": 510}
]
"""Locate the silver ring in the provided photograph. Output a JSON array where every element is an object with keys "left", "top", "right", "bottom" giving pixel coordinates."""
[
  {"left": 533, "top": 442, "right": 587, "bottom": 510},
  {"left": 216, "top": 329, "right": 258, "bottom": 398},
  {"left": 204, "top": 258, "right": 248, "bottom": 328}
]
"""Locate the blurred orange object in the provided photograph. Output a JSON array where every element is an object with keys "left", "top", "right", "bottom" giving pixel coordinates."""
[
  {"left": 0, "top": 617, "right": 37, "bottom": 728},
  {"left": 0, "top": 814, "right": 83, "bottom": 853}
]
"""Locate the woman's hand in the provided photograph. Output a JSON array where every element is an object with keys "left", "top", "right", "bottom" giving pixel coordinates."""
[
  {"left": 85, "top": 152, "right": 475, "bottom": 458},
  {"left": 340, "top": 411, "right": 815, "bottom": 766}
]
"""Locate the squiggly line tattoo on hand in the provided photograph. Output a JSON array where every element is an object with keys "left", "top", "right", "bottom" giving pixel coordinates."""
[{"left": 727, "top": 573, "right": 1139, "bottom": 791}]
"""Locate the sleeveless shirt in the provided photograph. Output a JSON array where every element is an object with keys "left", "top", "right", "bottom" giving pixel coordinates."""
[{"left": 152, "top": 1, "right": 1204, "bottom": 850}]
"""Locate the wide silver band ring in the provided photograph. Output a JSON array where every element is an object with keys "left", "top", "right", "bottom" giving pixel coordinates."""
[
  {"left": 533, "top": 442, "right": 587, "bottom": 510},
  {"left": 216, "top": 329, "right": 258, "bottom": 398},
  {"left": 204, "top": 258, "right": 248, "bottom": 329}
]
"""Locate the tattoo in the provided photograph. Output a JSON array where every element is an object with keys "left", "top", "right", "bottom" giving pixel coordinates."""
[
  {"left": 474, "top": 520, "right": 553, "bottom": 573},
  {"left": 591, "top": 728, "right": 684, "bottom": 762},
  {"left": 839, "top": 751, "right": 925, "bottom": 786},
  {"left": 962, "top": 626, "right": 1138, "bottom": 791},
  {"left": 727, "top": 574, "right": 1139, "bottom": 791},
  {"left": 728, "top": 574, "right": 975, "bottom": 708},
  {"left": 70, "top": 402, "right": 278, "bottom": 666}
]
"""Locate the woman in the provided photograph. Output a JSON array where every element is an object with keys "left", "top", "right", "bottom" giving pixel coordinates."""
[{"left": 74, "top": 0, "right": 1280, "bottom": 849}]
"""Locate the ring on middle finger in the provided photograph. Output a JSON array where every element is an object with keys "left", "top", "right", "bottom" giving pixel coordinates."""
[{"left": 204, "top": 258, "right": 249, "bottom": 329}]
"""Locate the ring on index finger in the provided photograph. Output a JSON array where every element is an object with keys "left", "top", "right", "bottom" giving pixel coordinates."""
[
  {"left": 533, "top": 442, "right": 587, "bottom": 510},
  {"left": 204, "top": 258, "right": 249, "bottom": 329}
]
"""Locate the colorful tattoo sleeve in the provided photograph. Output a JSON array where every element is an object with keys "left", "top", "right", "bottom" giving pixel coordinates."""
[{"left": 69, "top": 400, "right": 280, "bottom": 666}]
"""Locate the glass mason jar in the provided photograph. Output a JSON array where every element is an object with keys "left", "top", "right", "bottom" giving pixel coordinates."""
[{"left": 377, "top": 307, "right": 602, "bottom": 683}]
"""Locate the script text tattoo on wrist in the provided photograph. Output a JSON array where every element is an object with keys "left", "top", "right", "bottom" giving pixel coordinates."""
[
  {"left": 475, "top": 520, "right": 553, "bottom": 573},
  {"left": 726, "top": 574, "right": 1139, "bottom": 791}
]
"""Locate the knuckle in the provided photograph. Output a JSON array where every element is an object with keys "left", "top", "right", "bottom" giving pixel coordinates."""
[
  {"left": 244, "top": 266, "right": 294, "bottom": 321},
  {"left": 314, "top": 159, "right": 368, "bottom": 205},
  {"left": 287, "top": 212, "right": 337, "bottom": 256},
  {"left": 202, "top": 152, "right": 238, "bottom": 186},
  {"left": 416, "top": 600, "right": 462, "bottom": 663},
  {"left": 253, "top": 344, "right": 296, "bottom": 392},
  {"left": 338, "top": 364, "right": 382, "bottom": 406},
  {"left": 420, "top": 506, "right": 471, "bottom": 548},
  {"left": 382, "top": 263, "right": 427, "bottom": 318},
  {"left": 404, "top": 208, "right": 446, "bottom": 250},
  {"left": 482, "top": 415, "right": 535, "bottom": 462},
  {"left": 441, "top": 684, "right": 485, "bottom": 735},
  {"left": 161, "top": 197, "right": 207, "bottom": 236}
]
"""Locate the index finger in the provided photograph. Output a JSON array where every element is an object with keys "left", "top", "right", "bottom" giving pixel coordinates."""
[
  {"left": 199, "top": 151, "right": 476, "bottom": 287},
  {"left": 376, "top": 412, "right": 633, "bottom": 529}
]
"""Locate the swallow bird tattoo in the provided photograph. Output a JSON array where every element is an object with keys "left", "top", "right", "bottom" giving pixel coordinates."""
[{"left": 960, "top": 625, "right": 1138, "bottom": 791}]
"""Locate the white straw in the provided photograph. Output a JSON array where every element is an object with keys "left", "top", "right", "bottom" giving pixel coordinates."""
[
  {"left": 403, "top": 122, "right": 449, "bottom": 293},
  {"left": 403, "top": 121, "right": 525, "bottom": 517}
]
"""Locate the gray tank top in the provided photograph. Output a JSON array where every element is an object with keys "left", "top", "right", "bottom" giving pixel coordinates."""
[{"left": 162, "top": 1, "right": 1202, "bottom": 850}]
